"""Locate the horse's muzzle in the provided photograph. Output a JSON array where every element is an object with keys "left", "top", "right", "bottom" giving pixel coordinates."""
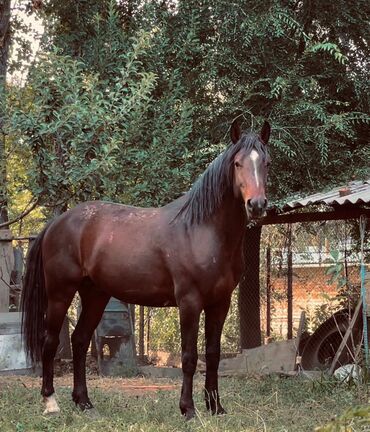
[{"left": 245, "top": 197, "right": 267, "bottom": 219}]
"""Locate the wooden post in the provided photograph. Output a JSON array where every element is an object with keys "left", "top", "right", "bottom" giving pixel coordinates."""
[
  {"left": 287, "top": 225, "right": 293, "bottom": 340},
  {"left": 139, "top": 305, "right": 145, "bottom": 360},
  {"left": 0, "top": 230, "right": 13, "bottom": 312},
  {"left": 328, "top": 299, "right": 362, "bottom": 375},
  {"left": 365, "top": 271, "right": 370, "bottom": 368},
  {"left": 146, "top": 307, "right": 151, "bottom": 356},
  {"left": 266, "top": 246, "right": 271, "bottom": 338},
  {"left": 239, "top": 226, "right": 262, "bottom": 349},
  {"left": 294, "top": 311, "right": 306, "bottom": 371}
]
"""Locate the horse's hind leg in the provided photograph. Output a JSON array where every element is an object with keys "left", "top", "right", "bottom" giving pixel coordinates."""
[
  {"left": 42, "top": 292, "right": 76, "bottom": 415},
  {"left": 71, "top": 287, "right": 110, "bottom": 410}
]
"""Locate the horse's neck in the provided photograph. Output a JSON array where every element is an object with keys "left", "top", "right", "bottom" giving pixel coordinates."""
[{"left": 212, "top": 195, "right": 247, "bottom": 252}]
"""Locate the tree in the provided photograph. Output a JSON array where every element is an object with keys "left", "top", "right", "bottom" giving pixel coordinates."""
[
  {"left": 0, "top": 0, "right": 11, "bottom": 223},
  {"left": 7, "top": 1, "right": 370, "bottom": 212}
]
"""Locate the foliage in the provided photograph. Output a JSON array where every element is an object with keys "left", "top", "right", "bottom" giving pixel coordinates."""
[
  {"left": 7, "top": 0, "right": 370, "bottom": 213},
  {"left": 6, "top": 4, "right": 196, "bottom": 210},
  {"left": 325, "top": 250, "right": 360, "bottom": 308},
  {"left": 7, "top": 32, "right": 177, "bottom": 207}
]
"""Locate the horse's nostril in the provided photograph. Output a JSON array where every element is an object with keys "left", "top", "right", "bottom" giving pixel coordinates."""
[{"left": 246, "top": 199, "right": 253, "bottom": 209}]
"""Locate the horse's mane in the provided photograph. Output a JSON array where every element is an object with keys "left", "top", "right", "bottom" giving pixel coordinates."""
[{"left": 176, "top": 132, "right": 267, "bottom": 225}]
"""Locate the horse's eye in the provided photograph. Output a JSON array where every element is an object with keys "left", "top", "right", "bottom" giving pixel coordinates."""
[{"left": 235, "top": 161, "right": 242, "bottom": 168}]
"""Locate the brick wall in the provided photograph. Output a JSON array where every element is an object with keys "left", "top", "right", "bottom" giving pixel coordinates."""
[{"left": 261, "top": 265, "right": 360, "bottom": 338}]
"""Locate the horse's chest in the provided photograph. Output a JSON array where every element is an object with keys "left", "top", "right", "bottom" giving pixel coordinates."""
[{"left": 192, "top": 253, "right": 239, "bottom": 295}]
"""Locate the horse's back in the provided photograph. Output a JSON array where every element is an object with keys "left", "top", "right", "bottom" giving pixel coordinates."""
[
  {"left": 42, "top": 201, "right": 178, "bottom": 306},
  {"left": 41, "top": 200, "right": 240, "bottom": 307}
]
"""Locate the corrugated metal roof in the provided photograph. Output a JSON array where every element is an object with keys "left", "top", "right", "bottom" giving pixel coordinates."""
[{"left": 281, "top": 179, "right": 370, "bottom": 210}]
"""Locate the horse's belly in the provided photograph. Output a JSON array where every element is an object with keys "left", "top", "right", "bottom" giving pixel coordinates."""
[
  {"left": 104, "top": 277, "right": 177, "bottom": 307},
  {"left": 113, "top": 289, "right": 177, "bottom": 307},
  {"left": 89, "top": 255, "right": 176, "bottom": 307}
]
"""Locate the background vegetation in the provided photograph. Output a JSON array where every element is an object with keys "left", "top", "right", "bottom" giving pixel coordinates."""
[{"left": 2, "top": 0, "right": 369, "bottom": 228}]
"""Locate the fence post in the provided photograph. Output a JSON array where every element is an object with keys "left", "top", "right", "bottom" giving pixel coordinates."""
[
  {"left": 239, "top": 226, "right": 262, "bottom": 349},
  {"left": 266, "top": 246, "right": 271, "bottom": 338},
  {"left": 139, "top": 305, "right": 145, "bottom": 360},
  {"left": 287, "top": 224, "right": 293, "bottom": 339},
  {"left": 0, "top": 229, "right": 13, "bottom": 312},
  {"left": 146, "top": 307, "right": 151, "bottom": 355}
]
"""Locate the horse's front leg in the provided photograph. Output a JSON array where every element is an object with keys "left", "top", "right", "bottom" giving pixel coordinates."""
[
  {"left": 178, "top": 295, "right": 202, "bottom": 420},
  {"left": 204, "top": 298, "right": 231, "bottom": 415}
]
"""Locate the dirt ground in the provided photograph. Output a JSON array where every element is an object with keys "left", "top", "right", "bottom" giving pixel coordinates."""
[
  {"left": 0, "top": 358, "right": 179, "bottom": 396},
  {"left": 0, "top": 374, "right": 179, "bottom": 396}
]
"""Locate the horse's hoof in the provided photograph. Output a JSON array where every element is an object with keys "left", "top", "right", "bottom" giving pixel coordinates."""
[
  {"left": 43, "top": 395, "right": 61, "bottom": 415},
  {"left": 207, "top": 404, "right": 227, "bottom": 416},
  {"left": 181, "top": 408, "right": 196, "bottom": 421},
  {"left": 83, "top": 407, "right": 101, "bottom": 419},
  {"left": 76, "top": 401, "right": 94, "bottom": 411},
  {"left": 214, "top": 406, "right": 227, "bottom": 416}
]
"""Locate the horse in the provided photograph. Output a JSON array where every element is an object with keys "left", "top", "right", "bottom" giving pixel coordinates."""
[{"left": 21, "top": 120, "right": 271, "bottom": 419}]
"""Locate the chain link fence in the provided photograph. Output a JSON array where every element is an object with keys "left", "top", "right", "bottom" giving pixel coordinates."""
[{"left": 260, "top": 220, "right": 365, "bottom": 341}]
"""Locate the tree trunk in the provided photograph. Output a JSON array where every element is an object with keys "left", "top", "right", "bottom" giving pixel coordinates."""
[
  {"left": 0, "top": 0, "right": 11, "bottom": 223},
  {"left": 239, "top": 226, "right": 262, "bottom": 349}
]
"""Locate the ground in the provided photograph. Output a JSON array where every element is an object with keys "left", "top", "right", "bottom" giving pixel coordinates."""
[{"left": 0, "top": 372, "right": 369, "bottom": 431}]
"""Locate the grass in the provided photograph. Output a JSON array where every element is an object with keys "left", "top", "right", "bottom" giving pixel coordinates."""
[{"left": 0, "top": 374, "right": 369, "bottom": 432}]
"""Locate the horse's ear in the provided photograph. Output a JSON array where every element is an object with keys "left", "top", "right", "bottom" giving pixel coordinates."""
[
  {"left": 230, "top": 119, "right": 241, "bottom": 144},
  {"left": 260, "top": 121, "right": 271, "bottom": 145}
]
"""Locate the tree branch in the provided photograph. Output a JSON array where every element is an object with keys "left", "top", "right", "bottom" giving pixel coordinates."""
[{"left": 0, "top": 198, "right": 38, "bottom": 229}]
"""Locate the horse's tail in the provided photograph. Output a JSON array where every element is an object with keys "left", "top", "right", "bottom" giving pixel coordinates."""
[{"left": 21, "top": 224, "right": 50, "bottom": 363}]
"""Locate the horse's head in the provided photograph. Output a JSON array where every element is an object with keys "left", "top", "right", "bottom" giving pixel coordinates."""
[{"left": 231, "top": 120, "right": 271, "bottom": 220}]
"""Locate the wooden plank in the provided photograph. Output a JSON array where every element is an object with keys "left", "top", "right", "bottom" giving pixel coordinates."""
[
  {"left": 0, "top": 312, "right": 21, "bottom": 335},
  {"left": 218, "top": 340, "right": 298, "bottom": 375},
  {"left": 0, "top": 230, "right": 12, "bottom": 240},
  {"left": 0, "top": 334, "right": 30, "bottom": 372},
  {"left": 0, "top": 231, "right": 14, "bottom": 312},
  {"left": 328, "top": 300, "right": 362, "bottom": 375},
  {"left": 294, "top": 311, "right": 306, "bottom": 371}
]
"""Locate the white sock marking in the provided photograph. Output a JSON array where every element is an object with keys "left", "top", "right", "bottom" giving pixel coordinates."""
[{"left": 43, "top": 395, "right": 60, "bottom": 415}]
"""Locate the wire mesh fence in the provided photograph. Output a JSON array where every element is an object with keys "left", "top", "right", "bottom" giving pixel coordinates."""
[{"left": 261, "top": 220, "right": 365, "bottom": 341}]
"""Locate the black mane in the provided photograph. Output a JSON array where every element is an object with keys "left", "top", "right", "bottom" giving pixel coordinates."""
[{"left": 177, "top": 132, "right": 267, "bottom": 225}]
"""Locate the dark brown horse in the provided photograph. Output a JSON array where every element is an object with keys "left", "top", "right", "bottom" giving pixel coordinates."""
[{"left": 21, "top": 120, "right": 271, "bottom": 419}]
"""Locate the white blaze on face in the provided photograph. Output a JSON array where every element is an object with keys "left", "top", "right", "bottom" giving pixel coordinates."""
[
  {"left": 43, "top": 395, "right": 60, "bottom": 415},
  {"left": 250, "top": 149, "right": 260, "bottom": 187}
]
